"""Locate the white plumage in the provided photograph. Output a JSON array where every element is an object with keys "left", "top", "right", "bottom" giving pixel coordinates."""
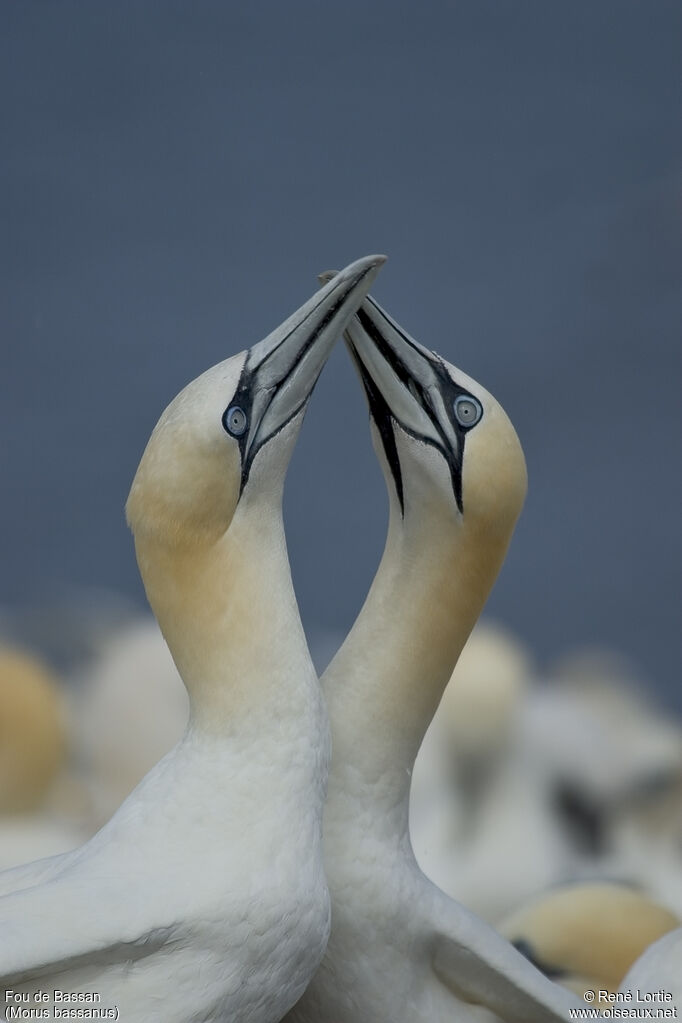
[
  {"left": 0, "top": 255, "right": 384, "bottom": 1022},
  {"left": 620, "top": 926, "right": 682, "bottom": 1012},
  {"left": 286, "top": 292, "right": 580, "bottom": 1022}
]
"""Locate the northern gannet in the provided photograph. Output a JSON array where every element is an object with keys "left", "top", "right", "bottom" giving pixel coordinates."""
[
  {"left": 286, "top": 292, "right": 581, "bottom": 1022},
  {"left": 499, "top": 882, "right": 679, "bottom": 1003},
  {"left": 0, "top": 254, "right": 385, "bottom": 1023}
]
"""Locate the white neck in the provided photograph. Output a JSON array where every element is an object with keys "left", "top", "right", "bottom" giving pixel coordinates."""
[
  {"left": 323, "top": 499, "right": 513, "bottom": 839},
  {"left": 134, "top": 497, "right": 326, "bottom": 789}
]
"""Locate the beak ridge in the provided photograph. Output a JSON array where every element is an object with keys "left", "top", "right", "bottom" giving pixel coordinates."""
[{"left": 239, "top": 254, "right": 387, "bottom": 487}]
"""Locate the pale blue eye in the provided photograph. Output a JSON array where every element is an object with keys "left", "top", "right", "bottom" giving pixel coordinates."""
[
  {"left": 224, "top": 406, "right": 248, "bottom": 436},
  {"left": 454, "top": 395, "right": 482, "bottom": 427}
]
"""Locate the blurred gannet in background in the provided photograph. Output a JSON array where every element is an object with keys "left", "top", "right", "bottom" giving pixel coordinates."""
[
  {"left": 0, "top": 645, "right": 85, "bottom": 869},
  {"left": 410, "top": 620, "right": 532, "bottom": 850},
  {"left": 410, "top": 622, "right": 569, "bottom": 921},
  {"left": 498, "top": 882, "right": 679, "bottom": 1003},
  {"left": 0, "top": 645, "right": 66, "bottom": 812},
  {"left": 411, "top": 636, "right": 682, "bottom": 922},
  {"left": 525, "top": 650, "right": 682, "bottom": 913},
  {"left": 0, "top": 587, "right": 138, "bottom": 678},
  {"left": 73, "top": 616, "right": 188, "bottom": 827},
  {"left": 0, "top": 254, "right": 385, "bottom": 1023},
  {"left": 286, "top": 290, "right": 580, "bottom": 1022},
  {"left": 620, "top": 925, "right": 682, "bottom": 1011}
]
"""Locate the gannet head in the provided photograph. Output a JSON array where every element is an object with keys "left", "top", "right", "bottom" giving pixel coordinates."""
[
  {"left": 499, "top": 882, "right": 680, "bottom": 1002},
  {"left": 343, "top": 294, "right": 528, "bottom": 550},
  {"left": 127, "top": 255, "right": 385, "bottom": 548}
]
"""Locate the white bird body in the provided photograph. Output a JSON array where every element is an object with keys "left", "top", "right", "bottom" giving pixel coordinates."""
[
  {"left": 0, "top": 255, "right": 385, "bottom": 1022},
  {"left": 2, "top": 727, "right": 328, "bottom": 1022},
  {"left": 295, "top": 778, "right": 566, "bottom": 1023},
  {"left": 0, "top": 816, "right": 84, "bottom": 873},
  {"left": 287, "top": 294, "right": 580, "bottom": 1022},
  {"left": 620, "top": 926, "right": 682, "bottom": 1012}
]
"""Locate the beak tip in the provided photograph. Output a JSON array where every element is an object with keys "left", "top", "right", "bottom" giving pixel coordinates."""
[
  {"left": 318, "top": 254, "right": 387, "bottom": 288},
  {"left": 360, "top": 254, "right": 388, "bottom": 277}
]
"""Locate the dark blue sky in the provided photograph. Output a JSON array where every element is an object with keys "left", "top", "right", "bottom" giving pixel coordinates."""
[{"left": 1, "top": 2, "right": 681, "bottom": 705}]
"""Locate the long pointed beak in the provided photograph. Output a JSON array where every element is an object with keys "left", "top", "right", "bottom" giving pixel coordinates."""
[
  {"left": 345, "top": 296, "right": 460, "bottom": 457},
  {"left": 320, "top": 282, "right": 468, "bottom": 512},
  {"left": 237, "top": 254, "right": 386, "bottom": 486}
]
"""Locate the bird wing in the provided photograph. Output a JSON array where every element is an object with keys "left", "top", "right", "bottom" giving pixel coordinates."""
[
  {"left": 429, "top": 901, "right": 583, "bottom": 1022},
  {"left": 0, "top": 874, "right": 172, "bottom": 985}
]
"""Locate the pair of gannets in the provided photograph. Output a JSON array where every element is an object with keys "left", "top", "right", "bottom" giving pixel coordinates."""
[{"left": 0, "top": 255, "right": 577, "bottom": 1021}]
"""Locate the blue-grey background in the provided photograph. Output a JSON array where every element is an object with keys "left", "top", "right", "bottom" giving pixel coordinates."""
[{"left": 2, "top": 2, "right": 681, "bottom": 706}]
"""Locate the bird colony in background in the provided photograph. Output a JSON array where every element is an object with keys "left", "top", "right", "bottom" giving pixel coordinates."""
[{"left": 0, "top": 256, "right": 680, "bottom": 1020}]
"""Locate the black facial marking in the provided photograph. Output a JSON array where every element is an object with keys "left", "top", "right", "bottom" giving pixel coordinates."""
[
  {"left": 223, "top": 275, "right": 368, "bottom": 494},
  {"left": 224, "top": 374, "right": 257, "bottom": 476},
  {"left": 511, "top": 939, "right": 568, "bottom": 981},
  {"left": 356, "top": 307, "right": 481, "bottom": 513},
  {"left": 348, "top": 342, "right": 404, "bottom": 515},
  {"left": 225, "top": 367, "right": 308, "bottom": 495}
]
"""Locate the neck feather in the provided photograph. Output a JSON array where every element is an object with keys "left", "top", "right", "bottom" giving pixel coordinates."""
[
  {"left": 323, "top": 503, "right": 513, "bottom": 830},
  {"left": 133, "top": 500, "right": 317, "bottom": 740}
]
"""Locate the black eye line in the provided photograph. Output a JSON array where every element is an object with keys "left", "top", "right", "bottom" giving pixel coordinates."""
[
  {"left": 355, "top": 308, "right": 484, "bottom": 513},
  {"left": 225, "top": 284, "right": 364, "bottom": 495},
  {"left": 223, "top": 373, "right": 254, "bottom": 462},
  {"left": 226, "top": 369, "right": 296, "bottom": 495},
  {"left": 394, "top": 418, "right": 465, "bottom": 513}
]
